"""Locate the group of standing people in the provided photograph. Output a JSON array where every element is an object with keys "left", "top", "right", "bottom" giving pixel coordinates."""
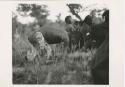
[
  {"left": 64, "top": 10, "right": 109, "bottom": 84},
  {"left": 65, "top": 10, "right": 109, "bottom": 50},
  {"left": 64, "top": 14, "right": 92, "bottom": 50}
]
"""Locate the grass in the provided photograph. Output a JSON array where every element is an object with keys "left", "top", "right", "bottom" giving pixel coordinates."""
[{"left": 12, "top": 36, "right": 97, "bottom": 84}]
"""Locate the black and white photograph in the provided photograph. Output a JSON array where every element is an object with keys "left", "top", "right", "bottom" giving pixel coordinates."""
[{"left": 12, "top": 1, "right": 109, "bottom": 85}]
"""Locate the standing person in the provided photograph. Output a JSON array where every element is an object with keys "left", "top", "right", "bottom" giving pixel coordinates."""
[
  {"left": 65, "top": 16, "right": 76, "bottom": 51},
  {"left": 28, "top": 24, "right": 52, "bottom": 62},
  {"left": 80, "top": 15, "right": 92, "bottom": 49}
]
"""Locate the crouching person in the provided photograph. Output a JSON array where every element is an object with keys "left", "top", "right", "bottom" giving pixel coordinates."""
[{"left": 28, "top": 25, "right": 52, "bottom": 63}]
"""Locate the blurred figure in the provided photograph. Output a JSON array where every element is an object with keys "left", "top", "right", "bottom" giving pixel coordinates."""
[
  {"left": 28, "top": 24, "right": 52, "bottom": 61},
  {"left": 91, "top": 10, "right": 109, "bottom": 48},
  {"left": 65, "top": 16, "right": 76, "bottom": 51},
  {"left": 91, "top": 10, "right": 109, "bottom": 84},
  {"left": 80, "top": 15, "right": 92, "bottom": 49}
]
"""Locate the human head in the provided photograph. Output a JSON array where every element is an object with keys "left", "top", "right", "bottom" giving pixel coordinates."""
[
  {"left": 65, "top": 15, "right": 73, "bottom": 24},
  {"left": 84, "top": 15, "right": 92, "bottom": 26}
]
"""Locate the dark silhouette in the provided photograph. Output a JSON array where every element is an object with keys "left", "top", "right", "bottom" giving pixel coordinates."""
[{"left": 91, "top": 10, "right": 109, "bottom": 84}]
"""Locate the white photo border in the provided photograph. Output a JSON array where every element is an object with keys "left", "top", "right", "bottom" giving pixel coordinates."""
[{"left": 0, "top": 0, "right": 124, "bottom": 87}]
